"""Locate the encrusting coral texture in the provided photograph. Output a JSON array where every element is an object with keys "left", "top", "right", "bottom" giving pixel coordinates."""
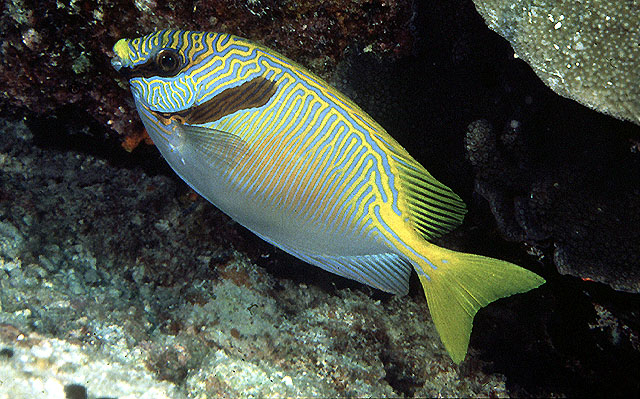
[{"left": 472, "top": 0, "right": 640, "bottom": 125}]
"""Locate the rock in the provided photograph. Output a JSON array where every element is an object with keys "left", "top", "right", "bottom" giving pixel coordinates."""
[
  {"left": 465, "top": 119, "right": 640, "bottom": 293},
  {"left": 0, "top": 222, "right": 24, "bottom": 260},
  {"left": 472, "top": 0, "right": 640, "bottom": 125},
  {"left": 0, "top": 0, "right": 414, "bottom": 148}
]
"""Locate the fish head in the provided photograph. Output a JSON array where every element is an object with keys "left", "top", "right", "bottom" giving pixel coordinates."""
[
  {"left": 112, "top": 29, "right": 240, "bottom": 150},
  {"left": 111, "top": 30, "right": 210, "bottom": 115}
]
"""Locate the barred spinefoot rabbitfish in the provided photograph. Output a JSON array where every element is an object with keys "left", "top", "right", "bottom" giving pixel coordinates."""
[{"left": 112, "top": 30, "right": 545, "bottom": 364}]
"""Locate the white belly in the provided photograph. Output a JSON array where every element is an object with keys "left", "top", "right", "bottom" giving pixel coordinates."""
[{"left": 150, "top": 122, "right": 385, "bottom": 257}]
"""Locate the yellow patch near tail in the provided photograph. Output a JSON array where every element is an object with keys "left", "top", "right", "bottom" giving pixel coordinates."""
[{"left": 415, "top": 244, "right": 545, "bottom": 364}]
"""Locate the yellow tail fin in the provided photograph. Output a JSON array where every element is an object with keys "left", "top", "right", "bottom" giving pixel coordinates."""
[{"left": 415, "top": 243, "right": 545, "bottom": 364}]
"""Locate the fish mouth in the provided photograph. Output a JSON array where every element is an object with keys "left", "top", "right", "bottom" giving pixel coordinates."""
[
  {"left": 111, "top": 55, "right": 124, "bottom": 72},
  {"left": 111, "top": 55, "right": 135, "bottom": 79}
]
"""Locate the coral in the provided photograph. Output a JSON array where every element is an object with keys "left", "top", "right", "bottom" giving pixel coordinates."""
[
  {"left": 465, "top": 118, "right": 640, "bottom": 293},
  {"left": 472, "top": 0, "right": 640, "bottom": 125}
]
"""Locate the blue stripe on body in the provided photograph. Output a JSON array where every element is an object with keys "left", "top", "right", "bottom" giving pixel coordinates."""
[
  {"left": 182, "top": 33, "right": 193, "bottom": 58},
  {"left": 339, "top": 164, "right": 377, "bottom": 233},
  {"left": 308, "top": 146, "right": 368, "bottom": 226},
  {"left": 257, "top": 49, "right": 325, "bottom": 89},
  {"left": 218, "top": 34, "right": 233, "bottom": 52},
  {"left": 239, "top": 75, "right": 297, "bottom": 142},
  {"left": 174, "top": 32, "right": 185, "bottom": 53},
  {"left": 190, "top": 57, "right": 222, "bottom": 83},
  {"left": 243, "top": 106, "right": 295, "bottom": 198},
  {"left": 260, "top": 55, "right": 402, "bottom": 218},
  {"left": 352, "top": 186, "right": 374, "bottom": 221},
  {"left": 360, "top": 210, "right": 376, "bottom": 237},
  {"left": 229, "top": 90, "right": 309, "bottom": 195},
  {"left": 253, "top": 97, "right": 307, "bottom": 203},
  {"left": 268, "top": 121, "right": 331, "bottom": 208},
  {"left": 279, "top": 104, "right": 335, "bottom": 202},
  {"left": 287, "top": 120, "right": 349, "bottom": 214},
  {"left": 299, "top": 112, "right": 337, "bottom": 158},
  {"left": 239, "top": 106, "right": 284, "bottom": 196},
  {"left": 239, "top": 61, "right": 258, "bottom": 77},
  {"left": 326, "top": 153, "right": 377, "bottom": 232},
  {"left": 373, "top": 205, "right": 436, "bottom": 276},
  {"left": 316, "top": 144, "right": 369, "bottom": 216},
  {"left": 303, "top": 141, "right": 365, "bottom": 222},
  {"left": 206, "top": 61, "right": 243, "bottom": 90},
  {"left": 250, "top": 97, "right": 322, "bottom": 197},
  {"left": 191, "top": 35, "right": 210, "bottom": 61},
  {"left": 241, "top": 94, "right": 319, "bottom": 197},
  {"left": 297, "top": 132, "right": 362, "bottom": 217}
]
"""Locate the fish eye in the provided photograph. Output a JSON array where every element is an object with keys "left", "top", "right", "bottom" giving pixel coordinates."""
[{"left": 156, "top": 49, "right": 181, "bottom": 73}]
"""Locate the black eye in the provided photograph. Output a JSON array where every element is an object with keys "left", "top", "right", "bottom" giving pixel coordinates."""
[{"left": 156, "top": 50, "right": 180, "bottom": 74}]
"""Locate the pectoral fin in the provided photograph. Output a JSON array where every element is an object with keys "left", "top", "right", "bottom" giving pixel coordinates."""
[
  {"left": 177, "top": 123, "right": 249, "bottom": 170},
  {"left": 151, "top": 75, "right": 277, "bottom": 169}
]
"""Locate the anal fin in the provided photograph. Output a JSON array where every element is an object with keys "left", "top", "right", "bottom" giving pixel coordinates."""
[{"left": 251, "top": 230, "right": 413, "bottom": 295}]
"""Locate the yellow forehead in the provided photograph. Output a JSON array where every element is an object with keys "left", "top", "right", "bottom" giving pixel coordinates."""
[{"left": 113, "top": 38, "right": 132, "bottom": 60}]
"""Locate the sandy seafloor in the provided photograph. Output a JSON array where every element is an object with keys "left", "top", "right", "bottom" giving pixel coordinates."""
[{"left": 0, "top": 117, "right": 524, "bottom": 398}]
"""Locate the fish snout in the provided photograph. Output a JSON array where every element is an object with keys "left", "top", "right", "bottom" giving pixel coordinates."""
[
  {"left": 111, "top": 55, "right": 124, "bottom": 72},
  {"left": 111, "top": 38, "right": 135, "bottom": 76}
]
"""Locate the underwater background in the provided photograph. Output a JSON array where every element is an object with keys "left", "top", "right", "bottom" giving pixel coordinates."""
[{"left": 0, "top": 0, "right": 638, "bottom": 397}]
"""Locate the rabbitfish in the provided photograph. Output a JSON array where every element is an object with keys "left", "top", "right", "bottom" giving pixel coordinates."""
[{"left": 111, "top": 30, "right": 545, "bottom": 363}]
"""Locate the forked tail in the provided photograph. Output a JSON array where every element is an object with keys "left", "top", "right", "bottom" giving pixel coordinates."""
[{"left": 413, "top": 242, "right": 545, "bottom": 364}]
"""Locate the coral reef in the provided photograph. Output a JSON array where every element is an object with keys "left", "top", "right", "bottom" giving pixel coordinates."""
[
  {"left": 465, "top": 118, "right": 640, "bottom": 292},
  {"left": 472, "top": 0, "right": 640, "bottom": 125}
]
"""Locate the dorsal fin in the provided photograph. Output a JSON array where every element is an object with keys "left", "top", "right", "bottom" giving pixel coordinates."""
[
  {"left": 373, "top": 132, "right": 467, "bottom": 240},
  {"left": 396, "top": 159, "right": 467, "bottom": 240}
]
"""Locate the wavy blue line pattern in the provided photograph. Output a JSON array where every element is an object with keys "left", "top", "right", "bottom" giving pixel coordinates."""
[{"left": 118, "top": 30, "right": 467, "bottom": 294}]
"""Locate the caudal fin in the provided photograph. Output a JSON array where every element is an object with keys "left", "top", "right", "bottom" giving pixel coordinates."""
[{"left": 415, "top": 244, "right": 545, "bottom": 364}]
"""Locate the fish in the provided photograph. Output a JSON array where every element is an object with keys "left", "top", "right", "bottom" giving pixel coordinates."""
[{"left": 111, "top": 29, "right": 545, "bottom": 364}]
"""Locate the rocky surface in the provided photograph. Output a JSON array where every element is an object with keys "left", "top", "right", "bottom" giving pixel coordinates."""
[
  {"left": 1, "top": 0, "right": 639, "bottom": 397},
  {"left": 0, "top": 0, "right": 413, "bottom": 148},
  {"left": 465, "top": 118, "right": 640, "bottom": 293},
  {"left": 472, "top": 0, "right": 640, "bottom": 125}
]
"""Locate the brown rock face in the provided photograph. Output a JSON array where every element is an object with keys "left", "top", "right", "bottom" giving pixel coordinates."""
[{"left": 1, "top": 0, "right": 413, "bottom": 147}]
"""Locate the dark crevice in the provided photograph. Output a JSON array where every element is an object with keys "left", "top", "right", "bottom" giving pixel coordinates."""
[
  {"left": 24, "top": 103, "right": 173, "bottom": 177},
  {"left": 381, "top": 349, "right": 421, "bottom": 397}
]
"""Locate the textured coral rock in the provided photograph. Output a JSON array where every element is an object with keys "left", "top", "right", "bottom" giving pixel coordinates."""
[
  {"left": 465, "top": 119, "right": 640, "bottom": 293},
  {"left": 0, "top": 0, "right": 413, "bottom": 147},
  {"left": 472, "top": 0, "right": 640, "bottom": 125}
]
